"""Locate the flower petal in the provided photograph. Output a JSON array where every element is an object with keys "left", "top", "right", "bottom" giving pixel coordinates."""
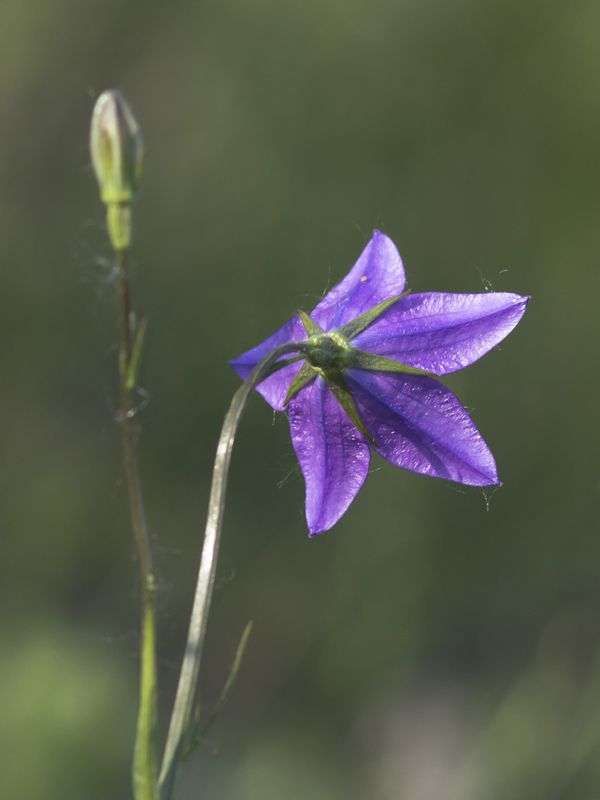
[
  {"left": 347, "top": 370, "right": 499, "bottom": 485},
  {"left": 288, "top": 376, "right": 371, "bottom": 535},
  {"left": 311, "top": 231, "right": 406, "bottom": 331},
  {"left": 351, "top": 292, "right": 529, "bottom": 375},
  {"left": 229, "top": 316, "right": 306, "bottom": 411}
]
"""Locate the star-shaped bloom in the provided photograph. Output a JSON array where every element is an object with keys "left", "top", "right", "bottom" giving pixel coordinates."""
[{"left": 231, "top": 232, "right": 529, "bottom": 535}]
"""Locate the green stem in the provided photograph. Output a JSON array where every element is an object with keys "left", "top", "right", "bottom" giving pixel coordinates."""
[
  {"left": 133, "top": 603, "right": 159, "bottom": 799},
  {"left": 117, "top": 250, "right": 159, "bottom": 800},
  {"left": 159, "top": 339, "right": 310, "bottom": 800}
]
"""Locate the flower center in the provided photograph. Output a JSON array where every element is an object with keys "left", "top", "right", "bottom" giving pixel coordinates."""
[{"left": 305, "top": 332, "right": 351, "bottom": 370}]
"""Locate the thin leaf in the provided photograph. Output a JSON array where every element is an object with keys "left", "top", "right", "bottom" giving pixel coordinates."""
[
  {"left": 181, "top": 621, "right": 254, "bottom": 763},
  {"left": 119, "top": 348, "right": 127, "bottom": 384},
  {"left": 127, "top": 318, "right": 148, "bottom": 390},
  {"left": 199, "top": 621, "right": 254, "bottom": 740},
  {"left": 180, "top": 697, "right": 203, "bottom": 763}
]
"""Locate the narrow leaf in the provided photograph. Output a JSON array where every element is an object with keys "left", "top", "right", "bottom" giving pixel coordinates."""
[
  {"left": 181, "top": 621, "right": 254, "bottom": 764},
  {"left": 180, "top": 697, "right": 204, "bottom": 763},
  {"left": 199, "top": 621, "right": 254, "bottom": 740},
  {"left": 127, "top": 318, "right": 148, "bottom": 390}
]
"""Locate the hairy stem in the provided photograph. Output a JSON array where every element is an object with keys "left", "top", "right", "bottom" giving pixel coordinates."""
[
  {"left": 118, "top": 250, "right": 159, "bottom": 800},
  {"left": 159, "top": 340, "right": 310, "bottom": 800}
]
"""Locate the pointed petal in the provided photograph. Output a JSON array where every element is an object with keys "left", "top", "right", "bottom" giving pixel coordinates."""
[
  {"left": 311, "top": 231, "right": 406, "bottom": 332},
  {"left": 347, "top": 370, "right": 499, "bottom": 486},
  {"left": 288, "top": 376, "right": 371, "bottom": 535},
  {"left": 351, "top": 292, "right": 529, "bottom": 375},
  {"left": 229, "top": 316, "right": 306, "bottom": 411}
]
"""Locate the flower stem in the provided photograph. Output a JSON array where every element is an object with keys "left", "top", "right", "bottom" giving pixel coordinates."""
[
  {"left": 117, "top": 250, "right": 159, "bottom": 800},
  {"left": 159, "top": 340, "right": 310, "bottom": 800}
]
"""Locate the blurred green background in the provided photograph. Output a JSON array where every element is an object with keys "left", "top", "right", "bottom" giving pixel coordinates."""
[{"left": 1, "top": 0, "right": 599, "bottom": 797}]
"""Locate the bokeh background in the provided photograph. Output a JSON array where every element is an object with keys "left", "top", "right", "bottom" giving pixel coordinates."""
[{"left": 1, "top": 0, "right": 599, "bottom": 798}]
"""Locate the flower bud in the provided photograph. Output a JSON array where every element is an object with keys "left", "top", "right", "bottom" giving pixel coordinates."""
[{"left": 90, "top": 90, "right": 144, "bottom": 250}]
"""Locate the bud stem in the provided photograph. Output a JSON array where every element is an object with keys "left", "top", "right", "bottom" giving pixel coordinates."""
[
  {"left": 118, "top": 250, "right": 159, "bottom": 800},
  {"left": 109, "top": 203, "right": 133, "bottom": 252}
]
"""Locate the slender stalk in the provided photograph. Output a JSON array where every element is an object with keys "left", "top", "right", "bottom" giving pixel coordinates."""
[
  {"left": 133, "top": 603, "right": 159, "bottom": 800},
  {"left": 159, "top": 339, "right": 310, "bottom": 800},
  {"left": 117, "top": 250, "right": 159, "bottom": 800},
  {"left": 118, "top": 251, "right": 154, "bottom": 597}
]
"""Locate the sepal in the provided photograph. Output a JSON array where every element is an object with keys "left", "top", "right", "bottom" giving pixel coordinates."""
[
  {"left": 345, "top": 348, "right": 435, "bottom": 376},
  {"left": 284, "top": 362, "right": 318, "bottom": 405},
  {"left": 335, "top": 290, "right": 410, "bottom": 340},
  {"left": 321, "top": 367, "right": 377, "bottom": 447},
  {"left": 298, "top": 309, "right": 324, "bottom": 337}
]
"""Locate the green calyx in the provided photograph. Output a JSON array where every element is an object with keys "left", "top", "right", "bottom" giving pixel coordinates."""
[
  {"left": 299, "top": 311, "right": 354, "bottom": 370},
  {"left": 285, "top": 314, "right": 372, "bottom": 440},
  {"left": 282, "top": 297, "right": 435, "bottom": 447}
]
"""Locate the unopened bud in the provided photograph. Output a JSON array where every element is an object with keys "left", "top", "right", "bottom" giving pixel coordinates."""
[{"left": 90, "top": 90, "right": 144, "bottom": 251}]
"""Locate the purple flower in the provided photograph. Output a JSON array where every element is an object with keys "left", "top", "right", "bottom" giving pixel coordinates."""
[{"left": 231, "top": 232, "right": 529, "bottom": 535}]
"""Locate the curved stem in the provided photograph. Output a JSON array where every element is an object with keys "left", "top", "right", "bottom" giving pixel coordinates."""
[
  {"left": 159, "top": 340, "right": 310, "bottom": 800},
  {"left": 118, "top": 250, "right": 159, "bottom": 800}
]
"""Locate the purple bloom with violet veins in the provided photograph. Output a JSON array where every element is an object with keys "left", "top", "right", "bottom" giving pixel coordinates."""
[{"left": 231, "top": 232, "right": 529, "bottom": 535}]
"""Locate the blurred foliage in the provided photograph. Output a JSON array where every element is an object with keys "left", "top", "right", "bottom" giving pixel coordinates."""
[{"left": 0, "top": 0, "right": 599, "bottom": 798}]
